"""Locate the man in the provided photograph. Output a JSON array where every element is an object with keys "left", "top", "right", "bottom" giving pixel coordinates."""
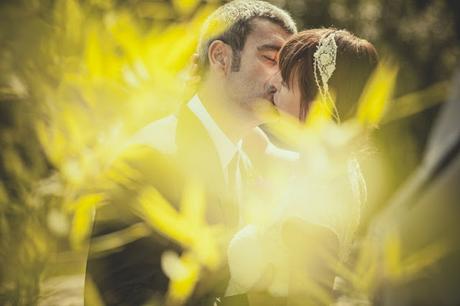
[{"left": 85, "top": 1, "right": 297, "bottom": 305}]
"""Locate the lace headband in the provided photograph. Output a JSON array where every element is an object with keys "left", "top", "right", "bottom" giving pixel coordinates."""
[{"left": 313, "top": 32, "right": 339, "bottom": 121}]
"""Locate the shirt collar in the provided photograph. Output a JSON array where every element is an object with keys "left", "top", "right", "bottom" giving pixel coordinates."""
[{"left": 187, "top": 95, "right": 239, "bottom": 170}]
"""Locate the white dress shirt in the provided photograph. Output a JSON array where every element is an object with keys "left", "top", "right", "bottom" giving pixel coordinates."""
[{"left": 187, "top": 95, "right": 253, "bottom": 185}]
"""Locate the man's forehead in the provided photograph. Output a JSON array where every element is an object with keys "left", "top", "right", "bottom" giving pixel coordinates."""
[{"left": 247, "top": 18, "right": 292, "bottom": 50}]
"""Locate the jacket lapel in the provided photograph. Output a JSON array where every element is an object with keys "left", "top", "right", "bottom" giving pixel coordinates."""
[{"left": 175, "top": 105, "right": 239, "bottom": 227}]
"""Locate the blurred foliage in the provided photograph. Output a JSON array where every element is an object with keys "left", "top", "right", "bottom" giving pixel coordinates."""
[
  {"left": 0, "top": 0, "right": 214, "bottom": 304},
  {"left": 0, "top": 0, "right": 457, "bottom": 305}
]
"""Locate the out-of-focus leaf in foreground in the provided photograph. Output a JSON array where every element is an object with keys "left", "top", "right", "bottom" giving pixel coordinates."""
[
  {"left": 0, "top": 0, "right": 214, "bottom": 304},
  {"left": 137, "top": 183, "right": 222, "bottom": 303},
  {"left": 356, "top": 61, "right": 399, "bottom": 126}
]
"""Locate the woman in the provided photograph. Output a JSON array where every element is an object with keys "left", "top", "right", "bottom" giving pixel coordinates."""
[
  {"left": 228, "top": 29, "right": 379, "bottom": 300},
  {"left": 271, "top": 28, "right": 378, "bottom": 254},
  {"left": 274, "top": 28, "right": 378, "bottom": 122}
]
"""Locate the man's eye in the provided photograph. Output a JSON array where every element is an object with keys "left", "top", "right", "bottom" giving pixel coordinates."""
[{"left": 263, "top": 55, "right": 277, "bottom": 64}]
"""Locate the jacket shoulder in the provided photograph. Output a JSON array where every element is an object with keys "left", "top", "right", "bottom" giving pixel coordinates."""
[{"left": 129, "top": 114, "right": 178, "bottom": 155}]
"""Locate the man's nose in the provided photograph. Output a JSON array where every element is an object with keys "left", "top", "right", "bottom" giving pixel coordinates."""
[{"left": 268, "top": 71, "right": 282, "bottom": 92}]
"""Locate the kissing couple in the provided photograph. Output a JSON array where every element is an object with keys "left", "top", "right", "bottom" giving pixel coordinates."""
[{"left": 87, "top": 1, "right": 378, "bottom": 305}]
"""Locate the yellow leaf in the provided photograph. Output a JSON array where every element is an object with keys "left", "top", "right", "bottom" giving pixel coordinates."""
[
  {"left": 304, "top": 94, "right": 336, "bottom": 127},
  {"left": 89, "top": 223, "right": 151, "bottom": 255},
  {"left": 138, "top": 187, "right": 194, "bottom": 245},
  {"left": 70, "top": 204, "right": 95, "bottom": 249},
  {"left": 162, "top": 251, "right": 200, "bottom": 303},
  {"left": 402, "top": 241, "right": 449, "bottom": 280},
  {"left": 356, "top": 61, "right": 398, "bottom": 126},
  {"left": 66, "top": 193, "right": 105, "bottom": 212},
  {"left": 68, "top": 194, "right": 103, "bottom": 249},
  {"left": 383, "top": 81, "right": 448, "bottom": 123}
]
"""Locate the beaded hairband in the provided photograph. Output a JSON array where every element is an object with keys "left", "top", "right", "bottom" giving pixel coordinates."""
[{"left": 313, "top": 32, "right": 340, "bottom": 121}]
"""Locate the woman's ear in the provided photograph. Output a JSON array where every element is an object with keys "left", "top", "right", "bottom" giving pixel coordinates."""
[{"left": 208, "top": 40, "right": 232, "bottom": 75}]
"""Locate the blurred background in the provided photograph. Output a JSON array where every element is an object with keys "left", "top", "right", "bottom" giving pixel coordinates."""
[{"left": 0, "top": 0, "right": 459, "bottom": 305}]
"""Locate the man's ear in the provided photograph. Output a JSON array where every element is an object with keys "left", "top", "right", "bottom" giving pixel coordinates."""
[{"left": 208, "top": 40, "right": 232, "bottom": 75}]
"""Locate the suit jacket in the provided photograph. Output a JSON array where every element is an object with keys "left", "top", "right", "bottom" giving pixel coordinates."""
[{"left": 85, "top": 96, "right": 242, "bottom": 306}]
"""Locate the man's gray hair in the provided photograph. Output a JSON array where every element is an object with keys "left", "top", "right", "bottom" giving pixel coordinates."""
[{"left": 197, "top": 0, "right": 297, "bottom": 73}]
